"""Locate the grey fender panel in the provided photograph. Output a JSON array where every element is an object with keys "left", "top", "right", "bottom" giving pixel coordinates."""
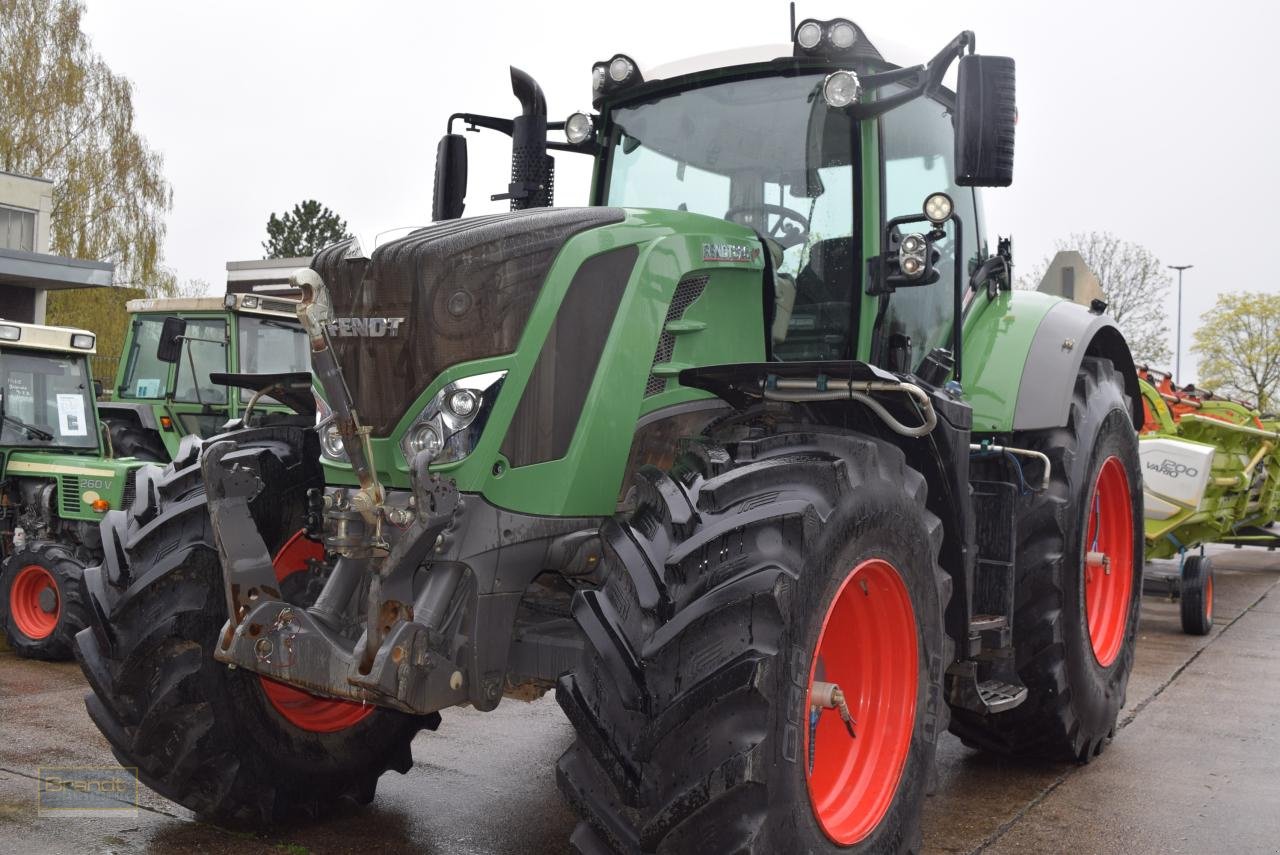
[
  {"left": 1013, "top": 300, "right": 1140, "bottom": 431},
  {"left": 96, "top": 401, "right": 160, "bottom": 431}
]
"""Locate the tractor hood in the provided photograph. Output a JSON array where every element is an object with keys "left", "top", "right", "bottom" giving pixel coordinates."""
[{"left": 311, "top": 207, "right": 624, "bottom": 436}]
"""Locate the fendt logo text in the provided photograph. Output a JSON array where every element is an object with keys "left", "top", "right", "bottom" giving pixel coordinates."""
[
  {"left": 1147, "top": 458, "right": 1199, "bottom": 479},
  {"left": 325, "top": 317, "right": 406, "bottom": 338}
]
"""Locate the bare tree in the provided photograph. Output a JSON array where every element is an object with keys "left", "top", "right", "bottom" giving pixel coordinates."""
[
  {"left": 1192, "top": 292, "right": 1280, "bottom": 412},
  {"left": 1017, "top": 231, "right": 1172, "bottom": 366}
]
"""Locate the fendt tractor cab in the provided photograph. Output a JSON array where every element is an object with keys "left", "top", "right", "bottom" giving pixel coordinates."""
[
  {"left": 97, "top": 292, "right": 309, "bottom": 461},
  {"left": 0, "top": 319, "right": 146, "bottom": 659},
  {"left": 80, "top": 17, "right": 1144, "bottom": 854}
]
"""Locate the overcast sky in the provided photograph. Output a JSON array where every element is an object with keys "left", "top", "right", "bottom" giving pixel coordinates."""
[{"left": 79, "top": 0, "right": 1279, "bottom": 382}]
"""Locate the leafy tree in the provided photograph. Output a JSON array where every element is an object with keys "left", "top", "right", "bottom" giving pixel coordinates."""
[
  {"left": 0, "top": 0, "right": 172, "bottom": 291},
  {"left": 263, "top": 200, "right": 351, "bottom": 258},
  {"left": 1192, "top": 292, "right": 1280, "bottom": 412},
  {"left": 1018, "top": 231, "right": 1172, "bottom": 366}
]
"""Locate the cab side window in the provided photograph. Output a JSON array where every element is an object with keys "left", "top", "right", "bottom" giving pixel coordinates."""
[
  {"left": 881, "top": 92, "right": 982, "bottom": 371},
  {"left": 172, "top": 318, "right": 228, "bottom": 404}
]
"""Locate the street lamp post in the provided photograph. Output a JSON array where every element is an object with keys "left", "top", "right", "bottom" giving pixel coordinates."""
[{"left": 1169, "top": 264, "right": 1193, "bottom": 379}]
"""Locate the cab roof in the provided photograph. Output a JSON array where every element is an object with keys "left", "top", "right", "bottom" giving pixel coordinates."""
[
  {"left": 125, "top": 293, "right": 300, "bottom": 320},
  {"left": 0, "top": 318, "right": 96, "bottom": 355}
]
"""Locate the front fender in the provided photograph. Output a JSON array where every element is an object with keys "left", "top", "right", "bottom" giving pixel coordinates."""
[{"left": 963, "top": 291, "right": 1141, "bottom": 433}]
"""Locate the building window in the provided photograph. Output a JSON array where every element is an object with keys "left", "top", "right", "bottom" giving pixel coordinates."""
[
  {"left": 1061, "top": 266, "right": 1075, "bottom": 301},
  {"left": 0, "top": 205, "right": 36, "bottom": 252}
]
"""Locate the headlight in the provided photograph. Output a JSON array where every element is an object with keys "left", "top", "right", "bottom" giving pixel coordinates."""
[
  {"left": 399, "top": 371, "right": 506, "bottom": 466},
  {"left": 314, "top": 393, "right": 349, "bottom": 462}
]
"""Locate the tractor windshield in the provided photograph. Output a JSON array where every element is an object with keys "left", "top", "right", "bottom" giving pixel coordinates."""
[
  {"left": 603, "top": 72, "right": 857, "bottom": 358},
  {"left": 0, "top": 348, "right": 98, "bottom": 450},
  {"left": 237, "top": 316, "right": 309, "bottom": 403}
]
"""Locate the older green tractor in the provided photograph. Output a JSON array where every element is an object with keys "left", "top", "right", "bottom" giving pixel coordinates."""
[
  {"left": 78, "top": 17, "right": 1142, "bottom": 853},
  {"left": 0, "top": 319, "right": 146, "bottom": 659}
]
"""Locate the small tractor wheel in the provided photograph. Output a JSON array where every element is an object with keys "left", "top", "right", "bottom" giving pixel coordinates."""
[
  {"left": 74, "top": 431, "right": 437, "bottom": 824},
  {"left": 106, "top": 420, "right": 169, "bottom": 463},
  {"left": 1, "top": 542, "right": 89, "bottom": 660},
  {"left": 950, "top": 357, "right": 1143, "bottom": 762},
  {"left": 1179, "top": 554, "right": 1214, "bottom": 636},
  {"left": 557, "top": 427, "right": 950, "bottom": 853}
]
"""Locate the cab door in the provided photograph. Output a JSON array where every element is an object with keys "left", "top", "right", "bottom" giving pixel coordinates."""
[{"left": 166, "top": 315, "right": 230, "bottom": 438}]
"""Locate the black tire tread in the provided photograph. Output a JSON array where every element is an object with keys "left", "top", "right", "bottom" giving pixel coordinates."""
[{"left": 1, "top": 541, "right": 90, "bottom": 660}]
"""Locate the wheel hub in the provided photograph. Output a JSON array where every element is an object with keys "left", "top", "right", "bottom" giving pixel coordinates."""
[
  {"left": 1084, "top": 456, "right": 1134, "bottom": 667},
  {"left": 9, "top": 564, "right": 59, "bottom": 640},
  {"left": 804, "top": 558, "right": 917, "bottom": 845}
]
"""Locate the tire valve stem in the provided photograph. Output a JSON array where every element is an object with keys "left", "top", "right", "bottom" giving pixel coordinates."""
[
  {"left": 811, "top": 681, "right": 857, "bottom": 740},
  {"left": 1086, "top": 550, "right": 1111, "bottom": 577}
]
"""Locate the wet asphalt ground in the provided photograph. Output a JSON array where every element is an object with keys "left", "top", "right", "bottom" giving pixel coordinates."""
[{"left": 2, "top": 542, "right": 1278, "bottom": 854}]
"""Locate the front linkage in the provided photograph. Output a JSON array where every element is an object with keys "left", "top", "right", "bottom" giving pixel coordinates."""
[{"left": 205, "top": 268, "right": 593, "bottom": 714}]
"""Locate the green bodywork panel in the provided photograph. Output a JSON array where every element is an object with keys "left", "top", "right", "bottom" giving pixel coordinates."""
[
  {"left": 3, "top": 450, "right": 144, "bottom": 522},
  {"left": 323, "top": 208, "right": 767, "bottom": 517},
  {"left": 960, "top": 289, "right": 1059, "bottom": 433},
  {"left": 1138, "top": 378, "right": 1280, "bottom": 560}
]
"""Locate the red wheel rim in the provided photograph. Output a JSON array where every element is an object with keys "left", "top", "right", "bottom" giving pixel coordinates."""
[
  {"left": 9, "top": 565, "right": 60, "bottom": 639},
  {"left": 258, "top": 531, "right": 375, "bottom": 733},
  {"left": 1084, "top": 456, "right": 1134, "bottom": 667},
  {"left": 804, "top": 558, "right": 918, "bottom": 845},
  {"left": 1205, "top": 575, "right": 1214, "bottom": 622}
]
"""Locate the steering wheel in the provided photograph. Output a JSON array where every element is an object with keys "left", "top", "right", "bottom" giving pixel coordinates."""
[{"left": 724, "top": 204, "right": 810, "bottom": 249}]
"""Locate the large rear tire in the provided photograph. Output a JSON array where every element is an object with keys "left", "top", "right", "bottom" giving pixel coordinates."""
[
  {"left": 75, "top": 431, "right": 437, "bottom": 823},
  {"left": 104, "top": 418, "right": 169, "bottom": 463},
  {"left": 557, "top": 426, "right": 951, "bottom": 854},
  {"left": 951, "top": 357, "right": 1143, "bottom": 761},
  {"left": 1, "top": 541, "right": 89, "bottom": 660}
]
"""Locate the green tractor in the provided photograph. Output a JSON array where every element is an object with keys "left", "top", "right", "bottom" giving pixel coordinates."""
[
  {"left": 0, "top": 318, "right": 147, "bottom": 659},
  {"left": 78, "top": 18, "right": 1144, "bottom": 853},
  {"left": 96, "top": 292, "right": 309, "bottom": 461}
]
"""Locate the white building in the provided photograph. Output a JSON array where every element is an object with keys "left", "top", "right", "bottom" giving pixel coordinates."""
[{"left": 0, "top": 169, "right": 114, "bottom": 323}]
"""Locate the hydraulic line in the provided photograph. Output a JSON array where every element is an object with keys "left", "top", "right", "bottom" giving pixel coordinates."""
[
  {"left": 763, "top": 378, "right": 937, "bottom": 437},
  {"left": 969, "top": 441, "right": 1052, "bottom": 491}
]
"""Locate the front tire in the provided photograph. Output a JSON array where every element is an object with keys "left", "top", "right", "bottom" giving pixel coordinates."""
[
  {"left": 951, "top": 357, "right": 1143, "bottom": 761},
  {"left": 1, "top": 542, "right": 89, "bottom": 660},
  {"left": 558, "top": 427, "right": 950, "bottom": 853},
  {"left": 75, "top": 431, "right": 437, "bottom": 823}
]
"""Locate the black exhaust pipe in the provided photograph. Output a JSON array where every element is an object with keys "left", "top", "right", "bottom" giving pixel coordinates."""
[{"left": 508, "top": 66, "right": 553, "bottom": 210}]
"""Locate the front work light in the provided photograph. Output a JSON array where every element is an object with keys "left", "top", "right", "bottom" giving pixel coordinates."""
[
  {"left": 829, "top": 20, "right": 857, "bottom": 49},
  {"left": 900, "top": 233, "right": 928, "bottom": 280},
  {"left": 822, "top": 71, "right": 862, "bottom": 108},
  {"left": 564, "top": 112, "right": 594, "bottom": 145},
  {"left": 924, "top": 192, "right": 955, "bottom": 225},
  {"left": 71, "top": 333, "right": 95, "bottom": 350},
  {"left": 0, "top": 324, "right": 21, "bottom": 341},
  {"left": 592, "top": 54, "right": 644, "bottom": 107},
  {"left": 796, "top": 21, "right": 823, "bottom": 49}
]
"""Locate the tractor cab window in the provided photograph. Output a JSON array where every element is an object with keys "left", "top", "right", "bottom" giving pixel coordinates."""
[
  {"left": 881, "top": 90, "right": 982, "bottom": 371},
  {"left": 120, "top": 316, "right": 169, "bottom": 398},
  {"left": 604, "top": 72, "right": 857, "bottom": 360},
  {"left": 0, "top": 349, "right": 98, "bottom": 450},
  {"left": 237, "top": 316, "right": 309, "bottom": 403},
  {"left": 172, "top": 317, "right": 228, "bottom": 406}
]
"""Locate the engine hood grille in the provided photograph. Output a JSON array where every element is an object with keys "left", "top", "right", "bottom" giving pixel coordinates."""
[{"left": 311, "top": 207, "right": 623, "bottom": 435}]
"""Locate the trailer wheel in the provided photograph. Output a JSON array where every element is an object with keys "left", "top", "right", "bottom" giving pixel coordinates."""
[
  {"left": 558, "top": 428, "right": 950, "bottom": 853},
  {"left": 950, "top": 357, "right": 1143, "bottom": 761},
  {"left": 74, "top": 430, "right": 436, "bottom": 824},
  {"left": 1179, "top": 554, "right": 1214, "bottom": 636},
  {"left": 1, "top": 542, "right": 89, "bottom": 660}
]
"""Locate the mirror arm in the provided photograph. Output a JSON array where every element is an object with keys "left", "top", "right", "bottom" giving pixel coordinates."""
[{"left": 448, "top": 112, "right": 514, "bottom": 136}]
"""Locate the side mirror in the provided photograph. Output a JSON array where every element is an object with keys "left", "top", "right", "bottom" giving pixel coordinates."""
[
  {"left": 156, "top": 316, "right": 187, "bottom": 364},
  {"left": 432, "top": 133, "right": 468, "bottom": 221},
  {"left": 954, "top": 55, "right": 1016, "bottom": 187}
]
